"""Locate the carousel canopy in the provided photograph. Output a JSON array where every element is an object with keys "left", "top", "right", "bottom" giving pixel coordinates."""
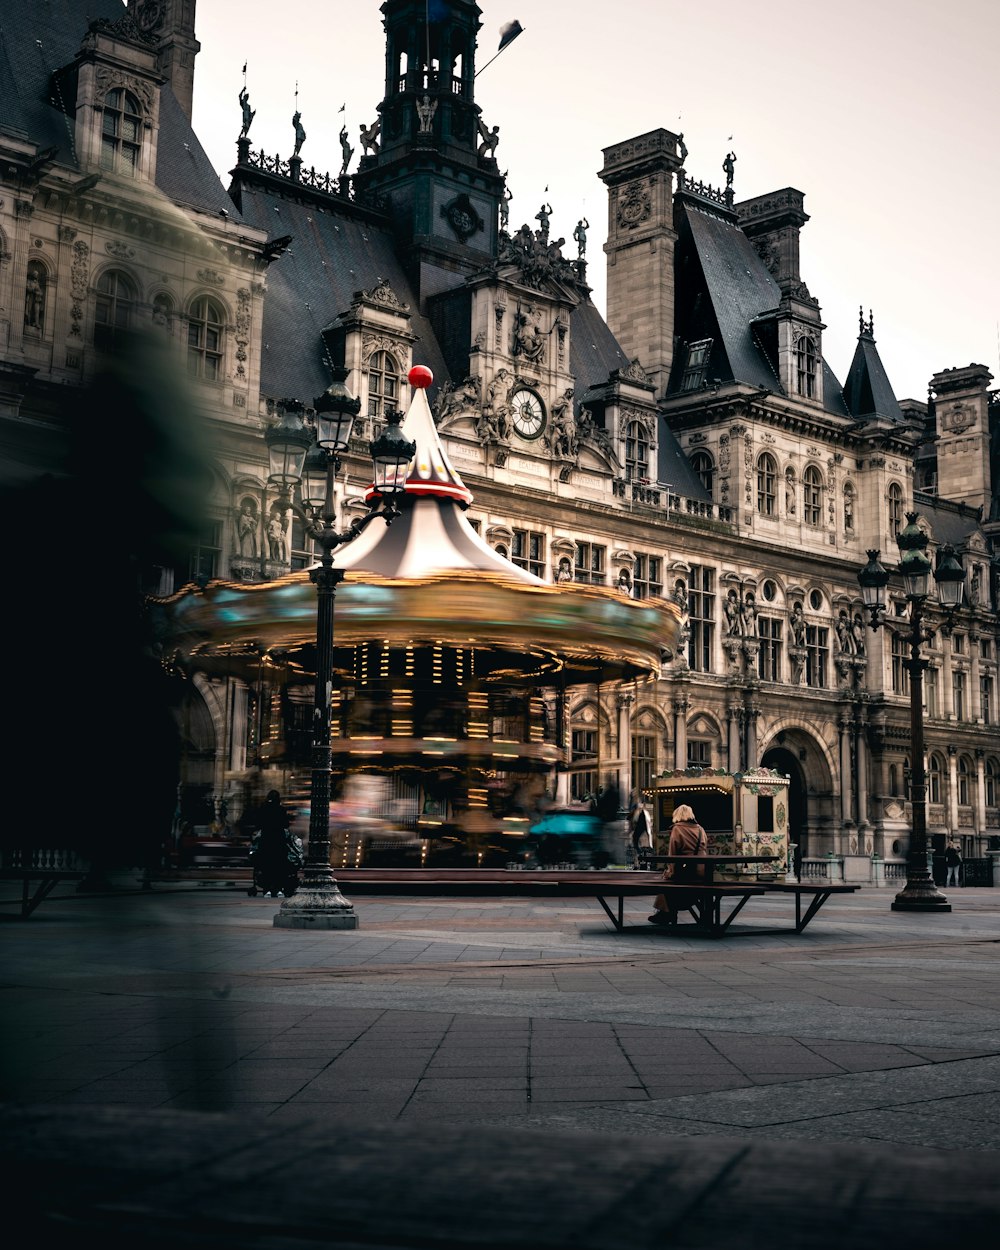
[{"left": 152, "top": 371, "right": 680, "bottom": 687}]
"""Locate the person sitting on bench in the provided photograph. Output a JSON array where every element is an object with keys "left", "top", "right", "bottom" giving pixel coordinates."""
[{"left": 650, "top": 803, "right": 708, "bottom": 926}]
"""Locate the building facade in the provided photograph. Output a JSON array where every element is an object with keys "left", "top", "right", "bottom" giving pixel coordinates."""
[{"left": 2, "top": 0, "right": 997, "bottom": 868}]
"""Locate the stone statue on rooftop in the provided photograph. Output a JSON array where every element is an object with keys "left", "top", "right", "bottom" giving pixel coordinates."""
[
  {"left": 723, "top": 150, "right": 736, "bottom": 188},
  {"left": 292, "top": 111, "right": 306, "bottom": 156},
  {"left": 239, "top": 87, "right": 255, "bottom": 137},
  {"left": 477, "top": 118, "right": 500, "bottom": 158},
  {"left": 572, "top": 217, "right": 589, "bottom": 259},
  {"left": 360, "top": 118, "right": 381, "bottom": 155},
  {"left": 339, "top": 125, "right": 354, "bottom": 175}
]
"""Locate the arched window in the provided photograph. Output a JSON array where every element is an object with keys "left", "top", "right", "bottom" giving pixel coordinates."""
[
  {"left": 795, "top": 335, "right": 817, "bottom": 398},
  {"left": 986, "top": 758, "right": 998, "bottom": 808},
  {"left": 958, "top": 755, "right": 973, "bottom": 806},
  {"left": 624, "top": 420, "right": 650, "bottom": 481},
  {"left": 187, "top": 296, "right": 225, "bottom": 380},
  {"left": 367, "top": 350, "right": 400, "bottom": 419},
  {"left": 101, "top": 88, "right": 142, "bottom": 176},
  {"left": 928, "top": 753, "right": 944, "bottom": 805},
  {"left": 803, "top": 465, "right": 823, "bottom": 526},
  {"left": 756, "top": 453, "right": 777, "bottom": 516},
  {"left": 888, "top": 482, "right": 903, "bottom": 535},
  {"left": 690, "top": 450, "right": 714, "bottom": 496},
  {"left": 94, "top": 269, "right": 137, "bottom": 353}
]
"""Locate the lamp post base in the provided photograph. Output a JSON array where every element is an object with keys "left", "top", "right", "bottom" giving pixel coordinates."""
[
  {"left": 273, "top": 885, "right": 359, "bottom": 930},
  {"left": 891, "top": 883, "right": 951, "bottom": 913}
]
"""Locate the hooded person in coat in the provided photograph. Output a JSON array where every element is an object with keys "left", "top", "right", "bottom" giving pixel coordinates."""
[{"left": 650, "top": 803, "right": 708, "bottom": 924}]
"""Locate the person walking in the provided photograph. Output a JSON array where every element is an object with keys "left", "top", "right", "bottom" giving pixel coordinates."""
[
  {"left": 249, "top": 790, "right": 294, "bottom": 897},
  {"left": 945, "top": 838, "right": 963, "bottom": 887},
  {"left": 650, "top": 803, "right": 708, "bottom": 925},
  {"left": 628, "top": 794, "right": 653, "bottom": 867}
]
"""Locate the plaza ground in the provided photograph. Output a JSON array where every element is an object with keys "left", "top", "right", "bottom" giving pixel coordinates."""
[{"left": 3, "top": 878, "right": 999, "bottom": 1246}]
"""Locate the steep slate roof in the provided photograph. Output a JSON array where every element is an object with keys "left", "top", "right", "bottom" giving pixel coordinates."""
[
  {"left": 673, "top": 198, "right": 851, "bottom": 417},
  {"left": 570, "top": 299, "right": 635, "bottom": 397},
  {"left": 916, "top": 493, "right": 983, "bottom": 548},
  {"left": 234, "top": 185, "right": 448, "bottom": 401},
  {"left": 679, "top": 203, "right": 783, "bottom": 392},
  {"left": 657, "top": 424, "right": 712, "bottom": 500},
  {"left": 842, "top": 329, "right": 904, "bottom": 423},
  {"left": 3, "top": 0, "right": 237, "bottom": 220}
]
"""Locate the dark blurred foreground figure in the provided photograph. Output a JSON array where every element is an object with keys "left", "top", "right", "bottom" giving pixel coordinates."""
[
  {"left": 0, "top": 331, "right": 212, "bottom": 885},
  {"left": 650, "top": 803, "right": 708, "bottom": 925},
  {"left": 244, "top": 791, "right": 302, "bottom": 897}
]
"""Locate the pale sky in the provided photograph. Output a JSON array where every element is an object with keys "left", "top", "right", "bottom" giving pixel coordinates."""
[{"left": 189, "top": 0, "right": 998, "bottom": 403}]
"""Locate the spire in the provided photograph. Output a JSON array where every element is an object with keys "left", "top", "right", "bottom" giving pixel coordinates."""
[
  {"left": 365, "top": 366, "right": 472, "bottom": 506},
  {"left": 843, "top": 309, "right": 902, "bottom": 422}
]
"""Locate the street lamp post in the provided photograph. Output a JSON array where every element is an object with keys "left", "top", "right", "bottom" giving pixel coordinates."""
[
  {"left": 265, "top": 367, "right": 415, "bottom": 929},
  {"left": 858, "top": 514, "right": 965, "bottom": 913}
]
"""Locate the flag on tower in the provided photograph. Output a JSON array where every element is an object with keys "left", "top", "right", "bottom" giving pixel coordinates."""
[{"left": 498, "top": 20, "right": 524, "bottom": 52}]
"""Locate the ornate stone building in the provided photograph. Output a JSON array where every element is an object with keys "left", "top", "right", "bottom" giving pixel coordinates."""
[{"left": 3, "top": 0, "right": 997, "bottom": 869}]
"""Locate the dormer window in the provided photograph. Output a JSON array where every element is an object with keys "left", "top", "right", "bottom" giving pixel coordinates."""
[
  {"left": 690, "top": 450, "right": 714, "bottom": 496},
  {"left": 680, "top": 338, "right": 712, "bottom": 392},
  {"left": 795, "top": 335, "right": 817, "bottom": 399},
  {"left": 367, "top": 350, "right": 400, "bottom": 419},
  {"left": 101, "top": 88, "right": 142, "bottom": 176},
  {"left": 624, "top": 420, "right": 650, "bottom": 481}
]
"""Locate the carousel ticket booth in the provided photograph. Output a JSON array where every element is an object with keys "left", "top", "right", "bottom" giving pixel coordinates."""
[{"left": 643, "top": 768, "right": 790, "bottom": 880}]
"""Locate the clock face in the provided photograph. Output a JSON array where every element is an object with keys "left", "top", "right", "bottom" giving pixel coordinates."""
[{"left": 511, "top": 388, "right": 545, "bottom": 439}]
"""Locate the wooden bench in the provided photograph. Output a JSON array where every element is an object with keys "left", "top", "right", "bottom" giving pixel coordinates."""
[
  {"left": 754, "top": 882, "right": 860, "bottom": 933},
  {"left": 0, "top": 850, "right": 87, "bottom": 918},
  {"left": 333, "top": 868, "right": 765, "bottom": 937}
]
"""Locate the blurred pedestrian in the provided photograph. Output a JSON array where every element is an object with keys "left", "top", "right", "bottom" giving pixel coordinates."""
[
  {"left": 628, "top": 794, "right": 653, "bottom": 867},
  {"left": 250, "top": 790, "right": 294, "bottom": 897},
  {"left": 650, "top": 803, "right": 708, "bottom": 925},
  {"left": 945, "top": 838, "right": 963, "bottom": 887}
]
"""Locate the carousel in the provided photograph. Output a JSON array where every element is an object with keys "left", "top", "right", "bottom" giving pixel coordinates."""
[{"left": 154, "top": 368, "right": 680, "bottom": 868}]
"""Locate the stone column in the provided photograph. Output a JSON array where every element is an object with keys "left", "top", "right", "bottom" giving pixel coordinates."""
[
  {"left": 947, "top": 745, "right": 959, "bottom": 833},
  {"left": 970, "top": 639, "right": 982, "bottom": 721},
  {"left": 616, "top": 690, "right": 635, "bottom": 803},
  {"left": 673, "top": 696, "right": 689, "bottom": 769},
  {"left": 727, "top": 702, "right": 740, "bottom": 772},
  {"left": 941, "top": 640, "right": 954, "bottom": 719},
  {"left": 975, "top": 748, "right": 987, "bottom": 841},
  {"left": 838, "top": 711, "right": 852, "bottom": 823}
]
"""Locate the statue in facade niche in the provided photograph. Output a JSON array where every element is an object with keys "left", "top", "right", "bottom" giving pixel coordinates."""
[
  {"left": 24, "top": 268, "right": 45, "bottom": 332},
  {"left": 416, "top": 95, "right": 437, "bottom": 134},
  {"left": 548, "top": 389, "right": 577, "bottom": 460},
  {"left": 836, "top": 610, "right": 855, "bottom": 654},
  {"left": 237, "top": 500, "right": 258, "bottom": 558},
  {"left": 512, "top": 304, "right": 545, "bottom": 362},
  {"left": 789, "top": 601, "right": 806, "bottom": 647}
]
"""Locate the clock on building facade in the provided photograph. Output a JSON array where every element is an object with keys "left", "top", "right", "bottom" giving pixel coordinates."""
[{"left": 510, "top": 387, "right": 545, "bottom": 439}]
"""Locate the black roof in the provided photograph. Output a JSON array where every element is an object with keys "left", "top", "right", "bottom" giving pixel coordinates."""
[
  {"left": 234, "top": 181, "right": 448, "bottom": 400},
  {"left": 842, "top": 330, "right": 904, "bottom": 423},
  {"left": 673, "top": 198, "right": 851, "bottom": 416},
  {"left": 2, "top": 1, "right": 236, "bottom": 220}
]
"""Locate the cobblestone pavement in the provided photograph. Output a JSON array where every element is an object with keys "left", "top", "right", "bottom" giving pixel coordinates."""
[{"left": 3, "top": 881, "right": 999, "bottom": 1151}]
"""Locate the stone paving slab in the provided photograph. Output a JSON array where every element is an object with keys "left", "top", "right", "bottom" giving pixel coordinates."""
[{"left": 3, "top": 884, "right": 1000, "bottom": 1243}]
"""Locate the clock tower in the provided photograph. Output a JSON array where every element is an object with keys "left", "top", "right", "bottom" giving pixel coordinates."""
[{"left": 353, "top": 0, "right": 505, "bottom": 299}]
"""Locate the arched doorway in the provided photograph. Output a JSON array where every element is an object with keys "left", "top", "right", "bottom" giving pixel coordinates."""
[{"left": 761, "top": 746, "right": 807, "bottom": 867}]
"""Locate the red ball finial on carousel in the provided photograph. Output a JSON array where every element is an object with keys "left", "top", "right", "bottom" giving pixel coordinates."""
[{"left": 408, "top": 364, "right": 433, "bottom": 390}]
